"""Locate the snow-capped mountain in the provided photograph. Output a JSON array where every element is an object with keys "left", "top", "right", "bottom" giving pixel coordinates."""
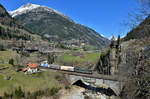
[
  {"left": 9, "top": 3, "right": 110, "bottom": 48},
  {"left": 109, "top": 36, "right": 117, "bottom": 41},
  {"left": 9, "top": 3, "right": 40, "bottom": 17},
  {"left": 9, "top": 3, "right": 69, "bottom": 20}
]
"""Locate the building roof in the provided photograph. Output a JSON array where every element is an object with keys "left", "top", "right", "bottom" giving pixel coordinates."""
[
  {"left": 27, "top": 63, "right": 39, "bottom": 68},
  {"left": 23, "top": 68, "right": 28, "bottom": 72}
]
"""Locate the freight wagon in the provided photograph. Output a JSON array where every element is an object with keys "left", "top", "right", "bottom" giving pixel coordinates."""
[
  {"left": 49, "top": 65, "right": 60, "bottom": 70},
  {"left": 60, "top": 66, "right": 74, "bottom": 72}
]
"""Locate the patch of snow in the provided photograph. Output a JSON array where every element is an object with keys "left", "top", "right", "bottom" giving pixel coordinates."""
[
  {"left": 9, "top": 3, "right": 73, "bottom": 22},
  {"left": 9, "top": 3, "right": 40, "bottom": 17},
  {"left": 109, "top": 36, "right": 117, "bottom": 41}
]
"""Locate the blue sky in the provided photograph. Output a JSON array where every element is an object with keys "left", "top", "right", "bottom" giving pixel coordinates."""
[{"left": 0, "top": 0, "right": 138, "bottom": 38}]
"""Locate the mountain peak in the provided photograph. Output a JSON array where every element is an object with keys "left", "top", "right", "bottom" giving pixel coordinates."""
[
  {"left": 9, "top": 3, "right": 73, "bottom": 22},
  {"left": 9, "top": 3, "right": 40, "bottom": 17},
  {"left": 21, "top": 3, "right": 32, "bottom": 8},
  {"left": 20, "top": 3, "right": 40, "bottom": 9}
]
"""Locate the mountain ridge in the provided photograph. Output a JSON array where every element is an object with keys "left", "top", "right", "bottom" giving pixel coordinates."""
[
  {"left": 9, "top": 3, "right": 73, "bottom": 22},
  {"left": 123, "top": 15, "right": 150, "bottom": 41},
  {"left": 0, "top": 3, "right": 51, "bottom": 51},
  {"left": 9, "top": 3, "right": 110, "bottom": 49},
  {"left": 0, "top": 3, "right": 32, "bottom": 40}
]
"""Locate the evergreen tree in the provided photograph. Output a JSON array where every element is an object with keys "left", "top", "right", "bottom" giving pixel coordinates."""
[
  {"left": 117, "top": 35, "right": 121, "bottom": 46},
  {"left": 13, "top": 86, "right": 24, "bottom": 98},
  {"left": 9, "top": 58, "right": 14, "bottom": 65},
  {"left": 0, "top": 45, "right": 5, "bottom": 51},
  {"left": 48, "top": 54, "right": 55, "bottom": 64}
]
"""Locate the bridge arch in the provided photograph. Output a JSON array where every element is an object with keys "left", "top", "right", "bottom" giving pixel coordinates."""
[
  {"left": 72, "top": 79, "right": 118, "bottom": 96},
  {"left": 69, "top": 75, "right": 120, "bottom": 96}
]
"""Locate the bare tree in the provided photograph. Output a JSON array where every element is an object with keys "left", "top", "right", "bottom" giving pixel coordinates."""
[
  {"left": 137, "top": 0, "right": 150, "bottom": 15},
  {"left": 123, "top": 0, "right": 150, "bottom": 29}
]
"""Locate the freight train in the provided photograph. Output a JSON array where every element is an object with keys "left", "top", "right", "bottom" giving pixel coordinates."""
[{"left": 40, "top": 64, "right": 92, "bottom": 74}]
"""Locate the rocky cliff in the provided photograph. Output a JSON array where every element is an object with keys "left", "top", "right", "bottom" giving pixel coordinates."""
[{"left": 96, "top": 36, "right": 121, "bottom": 75}]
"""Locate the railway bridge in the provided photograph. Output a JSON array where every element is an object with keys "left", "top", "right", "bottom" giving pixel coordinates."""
[
  {"left": 41, "top": 68, "right": 122, "bottom": 96},
  {"left": 69, "top": 74, "right": 121, "bottom": 96},
  {"left": 54, "top": 69, "right": 121, "bottom": 96},
  {"left": 68, "top": 74, "right": 121, "bottom": 96}
]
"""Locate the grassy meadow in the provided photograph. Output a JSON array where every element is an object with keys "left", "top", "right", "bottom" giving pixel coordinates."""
[
  {"left": 0, "top": 50, "right": 63, "bottom": 96},
  {"left": 0, "top": 67, "right": 63, "bottom": 96},
  {"left": 56, "top": 51, "right": 101, "bottom": 68}
]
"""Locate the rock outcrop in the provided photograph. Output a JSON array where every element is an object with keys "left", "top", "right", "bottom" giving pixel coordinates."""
[{"left": 96, "top": 36, "right": 121, "bottom": 75}]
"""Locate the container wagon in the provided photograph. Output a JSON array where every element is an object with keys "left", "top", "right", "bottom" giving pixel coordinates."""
[
  {"left": 60, "top": 66, "right": 74, "bottom": 72},
  {"left": 49, "top": 65, "right": 60, "bottom": 70}
]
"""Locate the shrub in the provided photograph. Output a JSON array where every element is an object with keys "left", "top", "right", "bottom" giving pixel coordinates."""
[
  {"left": 3, "top": 92, "right": 10, "bottom": 98},
  {"left": 65, "top": 85, "right": 71, "bottom": 90},
  {"left": 13, "top": 86, "right": 24, "bottom": 98},
  {"left": 55, "top": 74, "right": 62, "bottom": 81},
  {"left": 0, "top": 45, "right": 5, "bottom": 51},
  {"left": 9, "top": 58, "right": 14, "bottom": 65},
  {"left": 3, "top": 86, "right": 24, "bottom": 99},
  {"left": 50, "top": 88, "right": 59, "bottom": 96}
]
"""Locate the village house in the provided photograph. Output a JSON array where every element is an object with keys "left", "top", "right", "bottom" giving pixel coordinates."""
[{"left": 23, "top": 63, "right": 39, "bottom": 74}]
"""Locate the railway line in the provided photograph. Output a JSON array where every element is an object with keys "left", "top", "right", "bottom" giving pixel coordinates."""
[{"left": 40, "top": 68, "right": 119, "bottom": 81}]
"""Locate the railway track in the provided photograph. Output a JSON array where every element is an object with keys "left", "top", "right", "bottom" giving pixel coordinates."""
[{"left": 40, "top": 68, "right": 119, "bottom": 81}]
